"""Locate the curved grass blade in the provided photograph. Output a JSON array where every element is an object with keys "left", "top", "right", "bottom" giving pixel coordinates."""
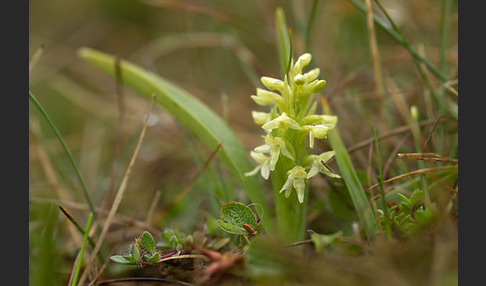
[
  {"left": 77, "top": 47, "right": 273, "bottom": 235},
  {"left": 322, "top": 98, "right": 379, "bottom": 238},
  {"left": 275, "top": 7, "right": 291, "bottom": 76},
  {"left": 29, "top": 91, "right": 96, "bottom": 218},
  {"left": 305, "top": 0, "right": 320, "bottom": 52},
  {"left": 70, "top": 212, "right": 93, "bottom": 286}
]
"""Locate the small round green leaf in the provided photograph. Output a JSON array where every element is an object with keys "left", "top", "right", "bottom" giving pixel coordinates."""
[
  {"left": 220, "top": 202, "right": 258, "bottom": 229},
  {"left": 140, "top": 231, "right": 155, "bottom": 254}
]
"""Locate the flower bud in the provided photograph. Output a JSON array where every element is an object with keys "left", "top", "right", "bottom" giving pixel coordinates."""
[
  {"left": 251, "top": 111, "right": 271, "bottom": 125},
  {"left": 303, "top": 68, "right": 320, "bottom": 83},
  {"left": 292, "top": 53, "right": 312, "bottom": 76},
  {"left": 294, "top": 74, "right": 306, "bottom": 85},
  {"left": 251, "top": 88, "right": 284, "bottom": 107},
  {"left": 305, "top": 79, "right": 326, "bottom": 95},
  {"left": 260, "top": 76, "right": 285, "bottom": 91}
]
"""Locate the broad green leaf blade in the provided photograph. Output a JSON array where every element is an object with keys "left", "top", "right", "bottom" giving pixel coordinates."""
[
  {"left": 217, "top": 220, "right": 247, "bottom": 235},
  {"left": 220, "top": 202, "right": 258, "bottom": 229},
  {"left": 78, "top": 47, "right": 273, "bottom": 235},
  {"left": 322, "top": 99, "right": 379, "bottom": 238},
  {"left": 140, "top": 231, "right": 155, "bottom": 254}
]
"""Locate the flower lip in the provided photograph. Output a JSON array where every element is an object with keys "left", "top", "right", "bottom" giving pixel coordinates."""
[
  {"left": 261, "top": 112, "right": 301, "bottom": 131},
  {"left": 279, "top": 166, "right": 308, "bottom": 203},
  {"left": 306, "top": 151, "right": 340, "bottom": 179}
]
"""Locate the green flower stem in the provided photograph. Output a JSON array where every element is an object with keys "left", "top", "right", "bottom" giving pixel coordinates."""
[
  {"left": 271, "top": 127, "right": 308, "bottom": 244},
  {"left": 272, "top": 156, "right": 307, "bottom": 244}
]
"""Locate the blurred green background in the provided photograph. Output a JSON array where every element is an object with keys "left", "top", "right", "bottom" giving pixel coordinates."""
[{"left": 29, "top": 0, "right": 457, "bottom": 285}]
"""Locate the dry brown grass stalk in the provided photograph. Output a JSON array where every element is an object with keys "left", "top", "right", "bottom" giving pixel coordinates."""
[
  {"left": 78, "top": 94, "right": 157, "bottom": 286},
  {"left": 368, "top": 164, "right": 458, "bottom": 191}
]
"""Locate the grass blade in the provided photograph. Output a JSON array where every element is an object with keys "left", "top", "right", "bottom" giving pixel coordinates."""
[
  {"left": 58, "top": 206, "right": 96, "bottom": 249},
  {"left": 305, "top": 0, "right": 320, "bottom": 52},
  {"left": 29, "top": 91, "right": 96, "bottom": 218},
  {"left": 70, "top": 212, "right": 93, "bottom": 286},
  {"left": 275, "top": 7, "right": 291, "bottom": 76},
  {"left": 349, "top": 0, "right": 448, "bottom": 83},
  {"left": 322, "top": 98, "right": 378, "bottom": 238},
  {"left": 77, "top": 47, "right": 273, "bottom": 235},
  {"left": 373, "top": 128, "right": 390, "bottom": 237}
]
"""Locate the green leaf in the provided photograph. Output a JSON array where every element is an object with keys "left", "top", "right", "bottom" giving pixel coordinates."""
[
  {"left": 414, "top": 208, "right": 433, "bottom": 226},
  {"left": 206, "top": 237, "right": 231, "bottom": 250},
  {"left": 275, "top": 7, "right": 291, "bottom": 76},
  {"left": 161, "top": 232, "right": 175, "bottom": 244},
  {"left": 140, "top": 231, "right": 155, "bottom": 254},
  {"left": 310, "top": 231, "right": 343, "bottom": 252},
  {"left": 168, "top": 236, "right": 178, "bottom": 249},
  {"left": 322, "top": 99, "right": 378, "bottom": 238},
  {"left": 110, "top": 255, "right": 137, "bottom": 265},
  {"left": 217, "top": 220, "right": 247, "bottom": 235},
  {"left": 221, "top": 202, "right": 258, "bottom": 228},
  {"left": 217, "top": 202, "right": 258, "bottom": 235},
  {"left": 131, "top": 244, "right": 141, "bottom": 263},
  {"left": 78, "top": 47, "right": 273, "bottom": 236},
  {"left": 145, "top": 252, "right": 160, "bottom": 264}
]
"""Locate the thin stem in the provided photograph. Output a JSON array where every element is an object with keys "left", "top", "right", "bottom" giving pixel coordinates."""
[
  {"left": 373, "top": 128, "right": 391, "bottom": 238},
  {"left": 368, "top": 165, "right": 457, "bottom": 191},
  {"left": 305, "top": 0, "right": 320, "bottom": 52},
  {"left": 373, "top": 0, "right": 437, "bottom": 102},
  {"left": 77, "top": 94, "right": 157, "bottom": 286},
  {"left": 365, "top": 0, "right": 384, "bottom": 96},
  {"left": 410, "top": 107, "right": 431, "bottom": 207},
  {"left": 58, "top": 206, "right": 96, "bottom": 250},
  {"left": 436, "top": 0, "right": 454, "bottom": 157},
  {"left": 71, "top": 212, "right": 93, "bottom": 286}
]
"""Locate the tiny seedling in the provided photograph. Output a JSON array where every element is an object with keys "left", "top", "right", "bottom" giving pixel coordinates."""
[
  {"left": 110, "top": 231, "right": 160, "bottom": 266},
  {"left": 377, "top": 189, "right": 434, "bottom": 237}
]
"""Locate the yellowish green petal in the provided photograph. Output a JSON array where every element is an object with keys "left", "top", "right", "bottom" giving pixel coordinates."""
[{"left": 262, "top": 112, "right": 300, "bottom": 131}]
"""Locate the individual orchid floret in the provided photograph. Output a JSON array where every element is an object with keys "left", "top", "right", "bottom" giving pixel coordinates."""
[
  {"left": 251, "top": 88, "right": 285, "bottom": 109},
  {"left": 303, "top": 114, "right": 338, "bottom": 127},
  {"left": 245, "top": 151, "right": 271, "bottom": 180},
  {"left": 251, "top": 111, "right": 272, "bottom": 125},
  {"left": 252, "top": 134, "right": 294, "bottom": 171},
  {"left": 262, "top": 112, "right": 300, "bottom": 131},
  {"left": 305, "top": 151, "right": 340, "bottom": 179},
  {"left": 263, "top": 134, "right": 295, "bottom": 170},
  {"left": 279, "top": 166, "right": 308, "bottom": 204},
  {"left": 302, "top": 124, "right": 331, "bottom": 148}
]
